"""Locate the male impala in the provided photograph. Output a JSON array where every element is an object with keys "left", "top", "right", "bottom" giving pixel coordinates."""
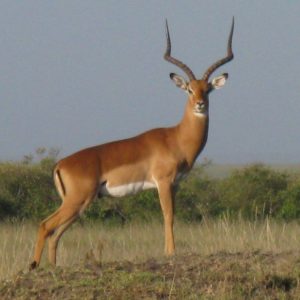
[{"left": 30, "top": 19, "right": 234, "bottom": 269}]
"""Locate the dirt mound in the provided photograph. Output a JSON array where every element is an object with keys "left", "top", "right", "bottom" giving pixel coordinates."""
[{"left": 1, "top": 251, "right": 300, "bottom": 299}]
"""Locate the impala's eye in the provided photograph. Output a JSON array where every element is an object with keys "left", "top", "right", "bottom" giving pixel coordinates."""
[{"left": 187, "top": 88, "right": 193, "bottom": 95}]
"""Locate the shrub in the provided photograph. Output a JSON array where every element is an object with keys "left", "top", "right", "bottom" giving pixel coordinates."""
[
  {"left": 1, "top": 152, "right": 300, "bottom": 223},
  {"left": 0, "top": 161, "right": 59, "bottom": 220},
  {"left": 278, "top": 183, "right": 300, "bottom": 220},
  {"left": 219, "top": 164, "right": 289, "bottom": 219},
  {"left": 85, "top": 190, "right": 161, "bottom": 225}
]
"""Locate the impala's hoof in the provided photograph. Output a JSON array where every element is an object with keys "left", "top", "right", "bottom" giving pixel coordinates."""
[{"left": 29, "top": 261, "right": 38, "bottom": 271}]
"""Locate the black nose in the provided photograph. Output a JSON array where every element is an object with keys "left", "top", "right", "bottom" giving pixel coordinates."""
[{"left": 198, "top": 102, "right": 205, "bottom": 109}]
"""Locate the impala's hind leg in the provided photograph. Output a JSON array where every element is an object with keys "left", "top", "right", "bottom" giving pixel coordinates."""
[
  {"left": 47, "top": 214, "right": 78, "bottom": 266},
  {"left": 29, "top": 203, "right": 82, "bottom": 270},
  {"left": 47, "top": 194, "right": 95, "bottom": 266}
]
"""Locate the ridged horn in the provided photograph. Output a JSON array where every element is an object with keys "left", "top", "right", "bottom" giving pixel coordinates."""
[
  {"left": 164, "top": 20, "right": 196, "bottom": 81},
  {"left": 202, "top": 17, "right": 234, "bottom": 81}
]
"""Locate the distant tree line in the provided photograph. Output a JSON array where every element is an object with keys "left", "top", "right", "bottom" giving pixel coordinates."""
[{"left": 0, "top": 148, "right": 300, "bottom": 223}]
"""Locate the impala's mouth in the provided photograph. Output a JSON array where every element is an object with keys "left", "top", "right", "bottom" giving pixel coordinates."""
[{"left": 193, "top": 102, "right": 207, "bottom": 116}]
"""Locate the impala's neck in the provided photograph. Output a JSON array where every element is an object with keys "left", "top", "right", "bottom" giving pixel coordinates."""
[{"left": 177, "top": 99, "right": 209, "bottom": 167}]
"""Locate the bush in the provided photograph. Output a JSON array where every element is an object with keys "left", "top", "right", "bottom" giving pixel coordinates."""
[
  {"left": 278, "top": 183, "right": 300, "bottom": 220},
  {"left": 176, "top": 166, "right": 220, "bottom": 221},
  {"left": 1, "top": 151, "right": 300, "bottom": 223},
  {"left": 85, "top": 190, "right": 161, "bottom": 225},
  {"left": 177, "top": 163, "right": 294, "bottom": 221},
  {"left": 218, "top": 164, "right": 290, "bottom": 219},
  {"left": 0, "top": 161, "right": 59, "bottom": 220}
]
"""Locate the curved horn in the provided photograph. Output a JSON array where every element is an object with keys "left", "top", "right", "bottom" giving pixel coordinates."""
[
  {"left": 164, "top": 20, "right": 196, "bottom": 81},
  {"left": 202, "top": 17, "right": 234, "bottom": 81}
]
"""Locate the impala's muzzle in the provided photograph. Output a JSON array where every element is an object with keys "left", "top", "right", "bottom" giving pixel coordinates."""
[{"left": 194, "top": 101, "right": 206, "bottom": 115}]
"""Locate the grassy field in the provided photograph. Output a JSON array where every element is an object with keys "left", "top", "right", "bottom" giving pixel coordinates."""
[{"left": 1, "top": 218, "right": 300, "bottom": 298}]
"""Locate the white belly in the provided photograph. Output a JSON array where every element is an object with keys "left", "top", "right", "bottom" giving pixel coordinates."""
[{"left": 99, "top": 181, "right": 156, "bottom": 197}]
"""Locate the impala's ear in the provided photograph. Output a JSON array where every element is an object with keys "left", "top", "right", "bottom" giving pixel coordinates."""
[
  {"left": 210, "top": 73, "right": 228, "bottom": 90},
  {"left": 170, "top": 73, "right": 188, "bottom": 91}
]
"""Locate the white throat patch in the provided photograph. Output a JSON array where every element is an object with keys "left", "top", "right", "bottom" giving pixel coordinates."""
[
  {"left": 193, "top": 102, "right": 207, "bottom": 117},
  {"left": 193, "top": 110, "right": 208, "bottom": 118}
]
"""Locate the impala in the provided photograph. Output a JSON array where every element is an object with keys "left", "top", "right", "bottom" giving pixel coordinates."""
[{"left": 30, "top": 18, "right": 234, "bottom": 269}]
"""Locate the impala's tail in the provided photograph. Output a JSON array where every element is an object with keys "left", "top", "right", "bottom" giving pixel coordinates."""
[{"left": 54, "top": 168, "right": 66, "bottom": 197}]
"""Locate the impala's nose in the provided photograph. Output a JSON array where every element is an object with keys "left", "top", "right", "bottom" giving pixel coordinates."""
[
  {"left": 197, "top": 101, "right": 205, "bottom": 112},
  {"left": 198, "top": 102, "right": 205, "bottom": 110}
]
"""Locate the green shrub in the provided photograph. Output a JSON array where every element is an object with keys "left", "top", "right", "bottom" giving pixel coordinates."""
[
  {"left": 1, "top": 152, "right": 300, "bottom": 223},
  {"left": 85, "top": 190, "right": 161, "bottom": 225},
  {"left": 278, "top": 183, "right": 300, "bottom": 220},
  {"left": 0, "top": 161, "right": 59, "bottom": 220},
  {"left": 219, "top": 164, "right": 289, "bottom": 219}
]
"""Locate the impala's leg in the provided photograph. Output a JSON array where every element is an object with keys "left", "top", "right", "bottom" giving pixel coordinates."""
[
  {"left": 47, "top": 214, "right": 78, "bottom": 266},
  {"left": 157, "top": 181, "right": 175, "bottom": 256},
  {"left": 47, "top": 194, "right": 94, "bottom": 266},
  {"left": 29, "top": 203, "right": 83, "bottom": 270}
]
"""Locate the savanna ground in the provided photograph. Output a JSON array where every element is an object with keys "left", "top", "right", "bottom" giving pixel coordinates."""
[{"left": 1, "top": 218, "right": 300, "bottom": 299}]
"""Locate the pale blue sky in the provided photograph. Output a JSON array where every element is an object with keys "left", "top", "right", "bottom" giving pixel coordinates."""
[{"left": 0, "top": 1, "right": 299, "bottom": 163}]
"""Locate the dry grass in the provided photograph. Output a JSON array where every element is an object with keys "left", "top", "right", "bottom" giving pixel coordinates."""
[{"left": 1, "top": 218, "right": 300, "bottom": 282}]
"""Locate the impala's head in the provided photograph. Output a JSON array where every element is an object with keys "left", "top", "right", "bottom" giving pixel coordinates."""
[{"left": 164, "top": 18, "right": 234, "bottom": 117}]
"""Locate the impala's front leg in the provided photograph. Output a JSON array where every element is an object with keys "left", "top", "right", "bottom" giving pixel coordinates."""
[{"left": 157, "top": 181, "right": 175, "bottom": 256}]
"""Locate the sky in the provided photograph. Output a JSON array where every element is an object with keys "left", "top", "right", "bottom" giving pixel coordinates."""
[{"left": 0, "top": 1, "right": 299, "bottom": 164}]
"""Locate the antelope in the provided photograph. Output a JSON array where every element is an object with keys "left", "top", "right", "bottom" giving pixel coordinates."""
[{"left": 30, "top": 18, "right": 234, "bottom": 270}]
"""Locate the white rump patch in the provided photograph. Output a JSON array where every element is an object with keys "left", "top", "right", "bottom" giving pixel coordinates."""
[{"left": 99, "top": 181, "right": 156, "bottom": 197}]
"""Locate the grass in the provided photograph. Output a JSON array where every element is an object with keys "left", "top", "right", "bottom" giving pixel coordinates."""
[
  {"left": 1, "top": 218, "right": 300, "bottom": 298},
  {"left": 1, "top": 217, "right": 300, "bottom": 281}
]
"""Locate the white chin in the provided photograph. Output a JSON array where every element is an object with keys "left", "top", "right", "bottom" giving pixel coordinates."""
[{"left": 193, "top": 111, "right": 207, "bottom": 117}]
